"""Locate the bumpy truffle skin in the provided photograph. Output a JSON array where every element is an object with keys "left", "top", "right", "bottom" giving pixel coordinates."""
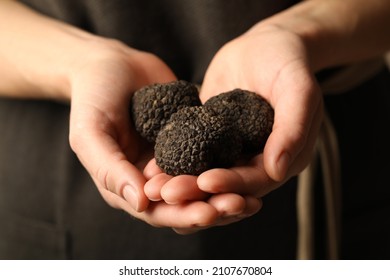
[
  {"left": 155, "top": 106, "right": 242, "bottom": 176},
  {"left": 204, "top": 89, "right": 274, "bottom": 155},
  {"left": 131, "top": 80, "right": 201, "bottom": 142}
]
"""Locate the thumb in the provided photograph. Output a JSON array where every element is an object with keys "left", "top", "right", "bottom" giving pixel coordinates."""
[{"left": 263, "top": 76, "right": 322, "bottom": 182}]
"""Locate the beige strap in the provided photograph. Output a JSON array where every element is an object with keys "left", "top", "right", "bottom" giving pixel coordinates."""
[
  {"left": 296, "top": 108, "right": 342, "bottom": 260},
  {"left": 296, "top": 55, "right": 389, "bottom": 259}
]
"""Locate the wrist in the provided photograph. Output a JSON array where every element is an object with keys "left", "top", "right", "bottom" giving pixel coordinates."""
[
  {"left": 22, "top": 27, "right": 101, "bottom": 102},
  {"left": 251, "top": 4, "right": 339, "bottom": 72},
  {"left": 254, "top": 0, "right": 390, "bottom": 72},
  {"left": 0, "top": 1, "right": 106, "bottom": 102}
]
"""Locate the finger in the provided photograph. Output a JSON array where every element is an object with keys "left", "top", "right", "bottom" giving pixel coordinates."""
[
  {"left": 207, "top": 193, "right": 262, "bottom": 218},
  {"left": 161, "top": 175, "right": 210, "bottom": 204},
  {"left": 171, "top": 192, "right": 245, "bottom": 234},
  {"left": 99, "top": 187, "right": 219, "bottom": 231},
  {"left": 172, "top": 195, "right": 262, "bottom": 234},
  {"left": 264, "top": 66, "right": 322, "bottom": 182},
  {"left": 284, "top": 101, "right": 323, "bottom": 177},
  {"left": 264, "top": 93, "right": 323, "bottom": 182},
  {"left": 70, "top": 127, "right": 149, "bottom": 212},
  {"left": 207, "top": 193, "right": 246, "bottom": 216},
  {"left": 143, "top": 200, "right": 218, "bottom": 228},
  {"left": 242, "top": 195, "right": 263, "bottom": 217},
  {"left": 98, "top": 188, "right": 218, "bottom": 234},
  {"left": 143, "top": 158, "right": 163, "bottom": 180},
  {"left": 198, "top": 157, "right": 279, "bottom": 197},
  {"left": 144, "top": 173, "right": 172, "bottom": 201},
  {"left": 211, "top": 196, "right": 262, "bottom": 226},
  {"left": 98, "top": 187, "right": 138, "bottom": 212}
]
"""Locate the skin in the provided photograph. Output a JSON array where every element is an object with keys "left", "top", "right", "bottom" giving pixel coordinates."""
[{"left": 1, "top": 0, "right": 390, "bottom": 234}]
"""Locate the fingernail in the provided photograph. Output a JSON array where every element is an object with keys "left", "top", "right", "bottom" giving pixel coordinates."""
[
  {"left": 277, "top": 152, "right": 290, "bottom": 180},
  {"left": 123, "top": 185, "right": 139, "bottom": 212}
]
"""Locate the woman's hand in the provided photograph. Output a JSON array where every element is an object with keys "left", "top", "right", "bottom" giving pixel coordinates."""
[
  {"left": 68, "top": 40, "right": 177, "bottom": 213},
  {"left": 143, "top": 24, "right": 323, "bottom": 212},
  {"left": 197, "top": 24, "right": 324, "bottom": 198}
]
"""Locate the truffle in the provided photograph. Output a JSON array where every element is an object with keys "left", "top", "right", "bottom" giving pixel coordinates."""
[
  {"left": 204, "top": 89, "right": 274, "bottom": 156},
  {"left": 154, "top": 106, "right": 242, "bottom": 176},
  {"left": 131, "top": 80, "right": 201, "bottom": 142},
  {"left": 130, "top": 81, "right": 274, "bottom": 176}
]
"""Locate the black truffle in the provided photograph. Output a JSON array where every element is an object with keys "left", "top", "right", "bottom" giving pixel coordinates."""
[
  {"left": 130, "top": 81, "right": 274, "bottom": 176},
  {"left": 204, "top": 89, "right": 274, "bottom": 156},
  {"left": 131, "top": 80, "right": 201, "bottom": 142},
  {"left": 154, "top": 106, "right": 242, "bottom": 176}
]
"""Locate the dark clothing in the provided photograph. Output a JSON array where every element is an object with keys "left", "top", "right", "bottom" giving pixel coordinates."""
[{"left": 0, "top": 0, "right": 389, "bottom": 259}]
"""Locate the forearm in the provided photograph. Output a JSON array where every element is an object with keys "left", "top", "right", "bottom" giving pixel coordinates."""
[
  {"left": 0, "top": 0, "right": 98, "bottom": 100},
  {"left": 256, "top": 0, "right": 390, "bottom": 71}
]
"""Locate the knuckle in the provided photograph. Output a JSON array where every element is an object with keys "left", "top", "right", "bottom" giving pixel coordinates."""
[{"left": 96, "top": 165, "right": 110, "bottom": 192}]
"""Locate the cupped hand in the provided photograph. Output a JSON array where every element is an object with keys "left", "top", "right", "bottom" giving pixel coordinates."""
[
  {"left": 68, "top": 39, "right": 177, "bottom": 212},
  {"left": 197, "top": 24, "right": 324, "bottom": 197},
  {"left": 144, "top": 23, "right": 323, "bottom": 212}
]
